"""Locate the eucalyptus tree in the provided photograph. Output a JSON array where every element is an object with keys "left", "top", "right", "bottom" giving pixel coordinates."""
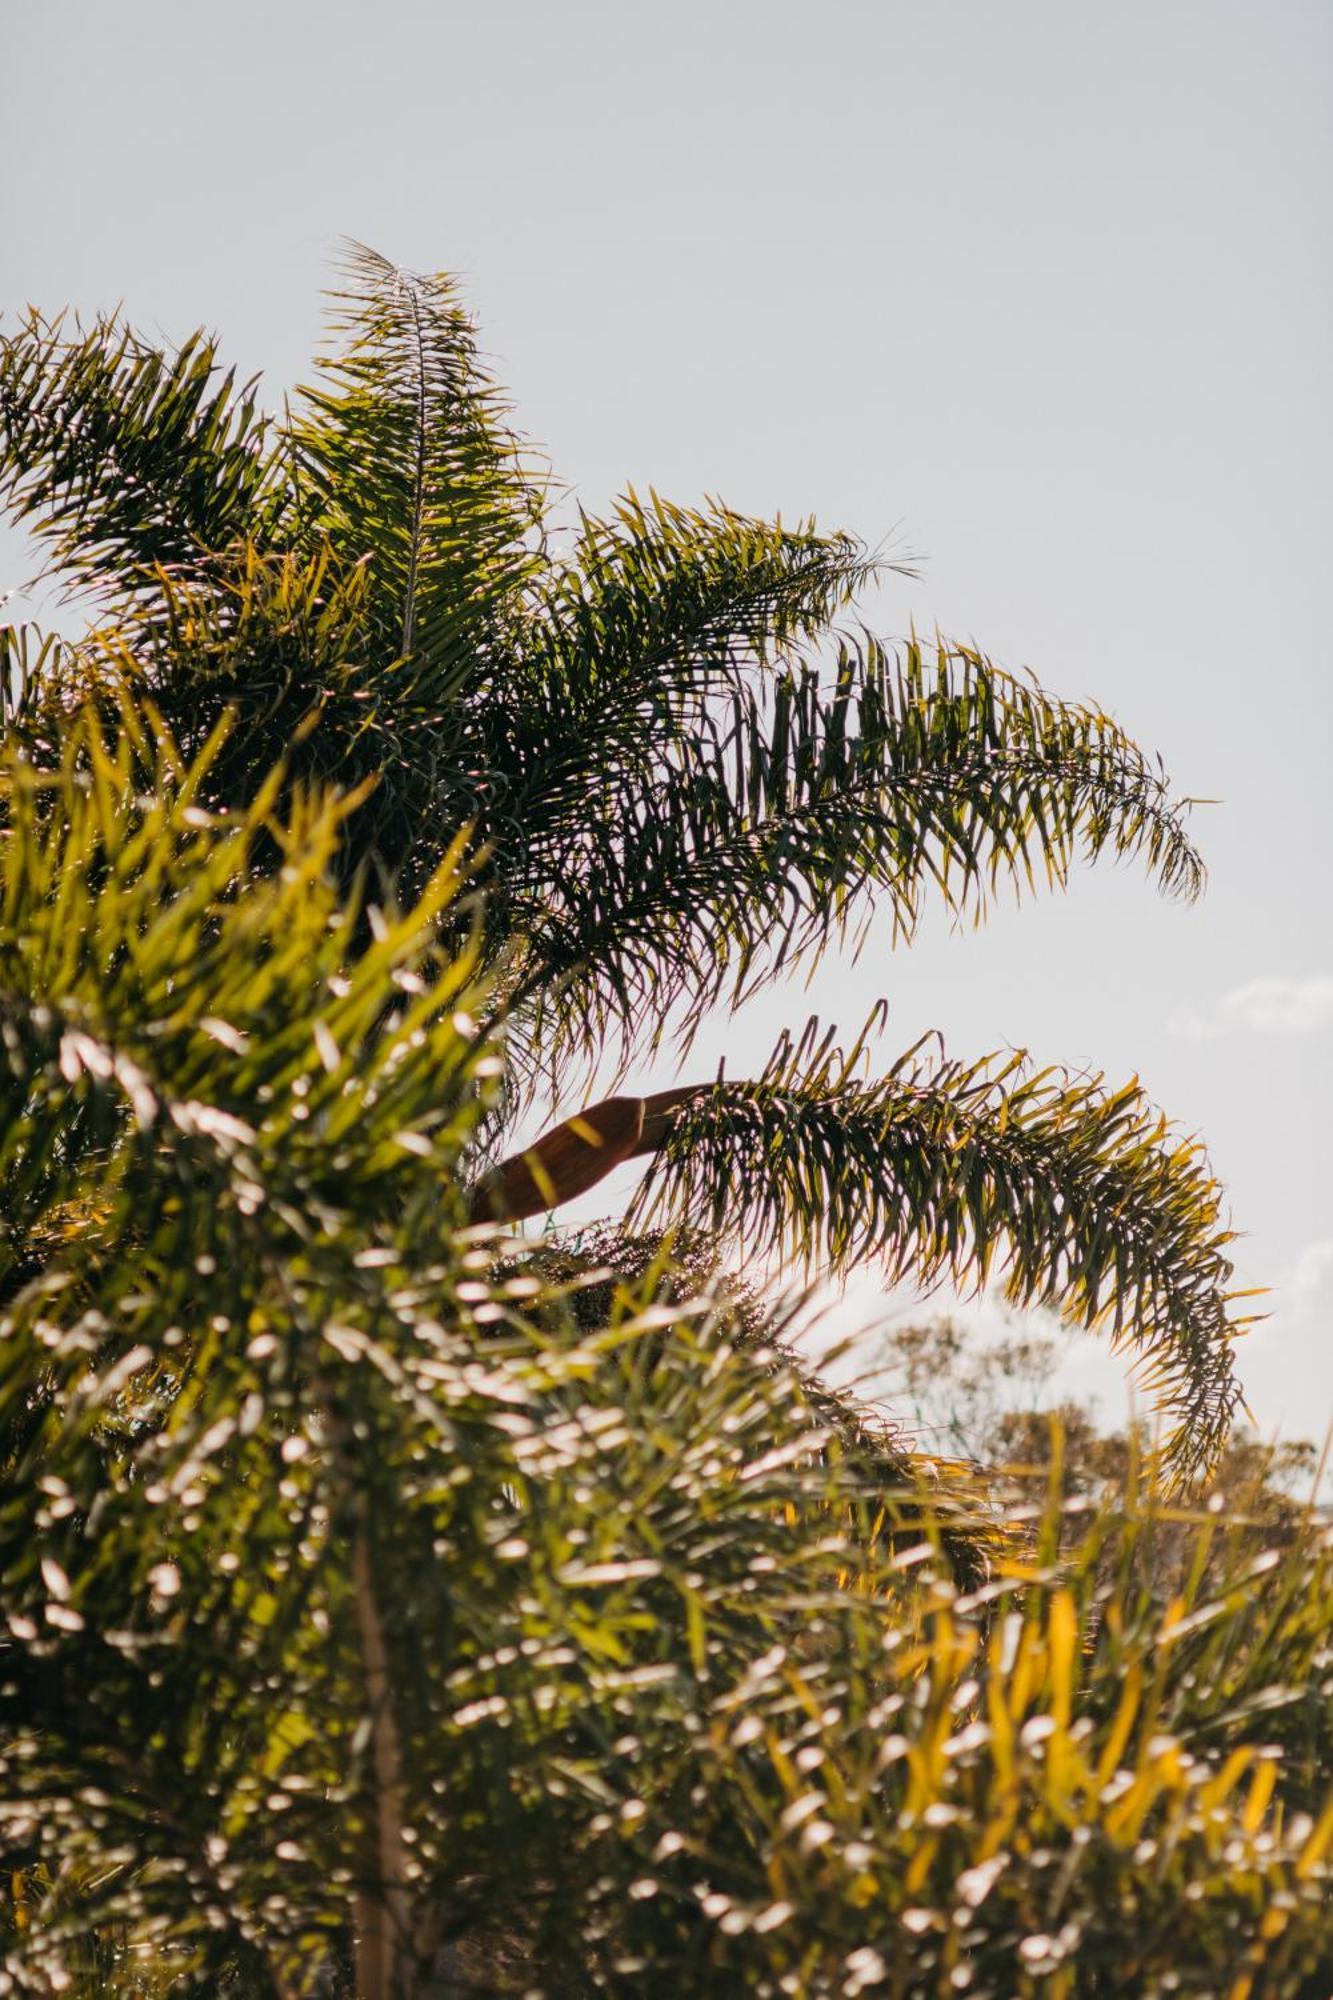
[{"left": 0, "top": 244, "right": 1243, "bottom": 1471}]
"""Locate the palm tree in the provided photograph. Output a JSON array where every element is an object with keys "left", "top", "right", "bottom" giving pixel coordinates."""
[{"left": 0, "top": 243, "right": 1245, "bottom": 1474}]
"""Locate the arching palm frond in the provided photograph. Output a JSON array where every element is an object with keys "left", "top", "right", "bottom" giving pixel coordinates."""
[
  {"left": 286, "top": 240, "right": 548, "bottom": 697},
  {"left": 621, "top": 1015, "right": 1243, "bottom": 1477},
  {"left": 0, "top": 310, "right": 280, "bottom": 602},
  {"left": 508, "top": 637, "right": 1204, "bottom": 1075}
]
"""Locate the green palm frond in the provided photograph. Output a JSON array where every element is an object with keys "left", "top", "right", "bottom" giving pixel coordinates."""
[
  {"left": 632, "top": 1012, "right": 1244, "bottom": 1475},
  {"left": 0, "top": 695, "right": 486, "bottom": 1306},
  {"left": 104, "top": 542, "right": 404, "bottom": 875},
  {"left": 0, "top": 311, "right": 279, "bottom": 598},
  {"left": 491, "top": 491, "right": 880, "bottom": 832},
  {"left": 286, "top": 240, "right": 548, "bottom": 691},
  {"left": 513, "top": 636, "right": 1204, "bottom": 1071}
]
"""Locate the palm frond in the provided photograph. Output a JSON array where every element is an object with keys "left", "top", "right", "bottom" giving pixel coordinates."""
[
  {"left": 489, "top": 490, "right": 880, "bottom": 835},
  {"left": 0, "top": 311, "right": 279, "bottom": 598},
  {"left": 285, "top": 240, "right": 548, "bottom": 696},
  {"left": 631, "top": 1012, "right": 1245, "bottom": 1475},
  {"left": 510, "top": 636, "right": 1205, "bottom": 1074},
  {"left": 63, "top": 542, "right": 495, "bottom": 901},
  {"left": 106, "top": 541, "right": 396, "bottom": 868}
]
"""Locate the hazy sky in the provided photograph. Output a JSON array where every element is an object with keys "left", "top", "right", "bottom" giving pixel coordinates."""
[{"left": 4, "top": 0, "right": 1330, "bottom": 1440}]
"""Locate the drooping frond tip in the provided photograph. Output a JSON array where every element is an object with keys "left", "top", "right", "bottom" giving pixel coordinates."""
[
  {"left": 631, "top": 1014, "right": 1244, "bottom": 1479},
  {"left": 509, "top": 635, "right": 1207, "bottom": 1084}
]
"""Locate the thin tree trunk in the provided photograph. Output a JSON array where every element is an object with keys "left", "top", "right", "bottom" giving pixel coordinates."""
[{"left": 352, "top": 1525, "right": 414, "bottom": 2000}]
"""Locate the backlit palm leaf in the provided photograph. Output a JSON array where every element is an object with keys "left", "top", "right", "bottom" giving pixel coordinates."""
[
  {"left": 286, "top": 240, "right": 548, "bottom": 688},
  {"left": 631, "top": 1016, "right": 1242, "bottom": 1477}
]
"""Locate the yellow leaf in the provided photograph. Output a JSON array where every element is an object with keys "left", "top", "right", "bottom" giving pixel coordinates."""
[
  {"left": 1048, "top": 1591, "right": 1077, "bottom": 1726},
  {"left": 1096, "top": 1664, "right": 1142, "bottom": 1788},
  {"left": 1241, "top": 1760, "right": 1278, "bottom": 1834}
]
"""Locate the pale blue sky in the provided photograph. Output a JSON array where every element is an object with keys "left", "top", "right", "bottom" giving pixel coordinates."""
[{"left": 4, "top": 0, "right": 1330, "bottom": 1439}]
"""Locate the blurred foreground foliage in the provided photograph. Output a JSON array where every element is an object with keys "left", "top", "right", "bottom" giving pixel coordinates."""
[{"left": 0, "top": 712, "right": 1327, "bottom": 1998}]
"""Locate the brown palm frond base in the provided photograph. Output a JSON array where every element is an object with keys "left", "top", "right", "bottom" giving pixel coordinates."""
[{"left": 468, "top": 1087, "right": 701, "bottom": 1224}]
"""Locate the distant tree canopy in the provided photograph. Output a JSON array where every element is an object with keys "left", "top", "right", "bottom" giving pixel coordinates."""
[{"left": 876, "top": 1313, "right": 1322, "bottom": 1569}]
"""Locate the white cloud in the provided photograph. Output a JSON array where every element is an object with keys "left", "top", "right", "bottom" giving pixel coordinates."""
[
  {"left": 1221, "top": 976, "right": 1333, "bottom": 1032},
  {"left": 1171, "top": 974, "right": 1333, "bottom": 1039},
  {"left": 1285, "top": 1239, "right": 1333, "bottom": 1324}
]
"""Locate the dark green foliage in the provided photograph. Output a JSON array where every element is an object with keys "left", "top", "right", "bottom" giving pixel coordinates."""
[
  {"left": 2, "top": 250, "right": 1323, "bottom": 1997},
  {"left": 0, "top": 313, "right": 280, "bottom": 592},
  {"left": 0, "top": 720, "right": 1323, "bottom": 1998}
]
